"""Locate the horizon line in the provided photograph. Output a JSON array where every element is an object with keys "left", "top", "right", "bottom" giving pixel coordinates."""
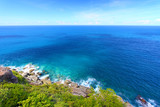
[{"left": 0, "top": 25, "right": 160, "bottom": 26}]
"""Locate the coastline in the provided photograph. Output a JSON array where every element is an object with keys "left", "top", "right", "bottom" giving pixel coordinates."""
[{"left": 0, "top": 63, "right": 133, "bottom": 107}]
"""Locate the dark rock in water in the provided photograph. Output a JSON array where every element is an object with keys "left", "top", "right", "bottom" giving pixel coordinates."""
[
  {"left": 37, "top": 72, "right": 42, "bottom": 76},
  {"left": 136, "top": 95, "right": 147, "bottom": 105},
  {"left": 0, "top": 67, "right": 18, "bottom": 83}
]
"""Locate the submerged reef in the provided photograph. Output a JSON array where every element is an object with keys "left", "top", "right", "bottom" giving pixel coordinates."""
[{"left": 0, "top": 64, "right": 133, "bottom": 107}]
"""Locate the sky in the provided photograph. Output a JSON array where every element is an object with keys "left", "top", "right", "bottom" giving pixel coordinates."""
[{"left": 0, "top": 0, "right": 160, "bottom": 25}]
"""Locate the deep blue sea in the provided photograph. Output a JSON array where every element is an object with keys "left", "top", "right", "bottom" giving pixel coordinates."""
[{"left": 0, "top": 26, "right": 160, "bottom": 106}]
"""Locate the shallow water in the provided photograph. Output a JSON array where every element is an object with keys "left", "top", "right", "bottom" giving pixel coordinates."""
[{"left": 0, "top": 26, "right": 160, "bottom": 106}]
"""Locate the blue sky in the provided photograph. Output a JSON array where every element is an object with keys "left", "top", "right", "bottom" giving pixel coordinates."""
[{"left": 0, "top": 0, "right": 160, "bottom": 25}]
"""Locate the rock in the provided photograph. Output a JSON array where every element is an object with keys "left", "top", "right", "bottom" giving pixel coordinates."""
[
  {"left": 125, "top": 102, "right": 133, "bottom": 107},
  {"left": 41, "top": 77, "right": 52, "bottom": 84},
  {"left": 30, "top": 80, "right": 43, "bottom": 85},
  {"left": 30, "top": 72, "right": 35, "bottom": 75},
  {"left": 21, "top": 72, "right": 29, "bottom": 77},
  {"left": 136, "top": 95, "right": 147, "bottom": 105},
  {"left": 71, "top": 87, "right": 88, "bottom": 97},
  {"left": 0, "top": 67, "right": 18, "bottom": 83},
  {"left": 79, "top": 86, "right": 91, "bottom": 94},
  {"left": 117, "top": 95, "right": 133, "bottom": 107},
  {"left": 26, "top": 75, "right": 39, "bottom": 82},
  {"left": 117, "top": 95, "right": 125, "bottom": 104},
  {"left": 64, "top": 79, "right": 72, "bottom": 86},
  {"left": 18, "top": 71, "right": 23, "bottom": 74},
  {"left": 44, "top": 76, "right": 49, "bottom": 80},
  {"left": 41, "top": 79, "right": 52, "bottom": 84},
  {"left": 70, "top": 82, "right": 79, "bottom": 88},
  {"left": 55, "top": 81, "right": 62, "bottom": 85},
  {"left": 37, "top": 72, "right": 42, "bottom": 76},
  {"left": 71, "top": 85, "right": 91, "bottom": 97},
  {"left": 29, "top": 69, "right": 34, "bottom": 73}
]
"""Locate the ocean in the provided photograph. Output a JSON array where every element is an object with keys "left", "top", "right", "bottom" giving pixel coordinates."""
[{"left": 0, "top": 26, "right": 160, "bottom": 106}]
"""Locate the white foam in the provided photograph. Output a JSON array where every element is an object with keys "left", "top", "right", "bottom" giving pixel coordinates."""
[
  {"left": 148, "top": 99, "right": 157, "bottom": 107},
  {"left": 136, "top": 98, "right": 157, "bottom": 107},
  {"left": 79, "top": 77, "right": 101, "bottom": 92},
  {"left": 39, "top": 74, "right": 49, "bottom": 80}
]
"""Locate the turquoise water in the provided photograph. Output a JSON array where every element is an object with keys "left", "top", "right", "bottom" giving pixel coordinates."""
[{"left": 0, "top": 26, "right": 160, "bottom": 106}]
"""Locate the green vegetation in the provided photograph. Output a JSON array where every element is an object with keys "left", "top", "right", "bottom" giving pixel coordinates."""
[
  {"left": 12, "top": 70, "right": 28, "bottom": 84},
  {"left": 0, "top": 72, "right": 124, "bottom": 107}
]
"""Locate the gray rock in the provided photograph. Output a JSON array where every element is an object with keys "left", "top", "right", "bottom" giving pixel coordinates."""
[
  {"left": 64, "top": 79, "right": 72, "bottom": 86},
  {"left": 70, "top": 82, "right": 79, "bottom": 88},
  {"left": 71, "top": 85, "right": 91, "bottom": 97},
  {"left": 21, "top": 72, "right": 29, "bottom": 77},
  {"left": 0, "top": 67, "right": 18, "bottom": 83}
]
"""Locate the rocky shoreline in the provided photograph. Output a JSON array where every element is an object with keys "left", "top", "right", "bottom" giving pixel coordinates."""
[{"left": 0, "top": 64, "right": 133, "bottom": 107}]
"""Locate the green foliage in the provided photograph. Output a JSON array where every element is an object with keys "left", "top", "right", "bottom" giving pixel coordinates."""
[
  {"left": 0, "top": 78, "right": 124, "bottom": 107},
  {"left": 0, "top": 83, "right": 28, "bottom": 107},
  {"left": 19, "top": 93, "right": 54, "bottom": 107},
  {"left": 12, "top": 70, "right": 28, "bottom": 84}
]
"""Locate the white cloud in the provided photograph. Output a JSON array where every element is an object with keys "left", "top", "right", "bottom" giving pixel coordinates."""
[
  {"left": 155, "top": 19, "right": 160, "bottom": 22},
  {"left": 77, "top": 12, "right": 100, "bottom": 21},
  {"left": 56, "top": 21, "right": 72, "bottom": 25},
  {"left": 137, "top": 20, "right": 151, "bottom": 24}
]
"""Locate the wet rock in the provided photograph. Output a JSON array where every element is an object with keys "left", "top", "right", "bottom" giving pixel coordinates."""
[
  {"left": 37, "top": 72, "right": 42, "bottom": 76},
  {"left": 0, "top": 67, "right": 18, "bottom": 83},
  {"left": 136, "top": 95, "right": 147, "bottom": 105}
]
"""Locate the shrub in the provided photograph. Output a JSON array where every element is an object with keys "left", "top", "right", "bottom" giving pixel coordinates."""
[
  {"left": 12, "top": 70, "right": 28, "bottom": 84},
  {"left": 0, "top": 78, "right": 123, "bottom": 107}
]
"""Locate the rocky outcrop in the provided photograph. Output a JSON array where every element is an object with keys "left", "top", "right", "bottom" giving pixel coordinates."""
[
  {"left": 59, "top": 79, "right": 91, "bottom": 97},
  {"left": 5, "top": 64, "right": 133, "bottom": 106},
  {"left": 136, "top": 95, "right": 147, "bottom": 106},
  {"left": 0, "top": 67, "right": 18, "bottom": 83}
]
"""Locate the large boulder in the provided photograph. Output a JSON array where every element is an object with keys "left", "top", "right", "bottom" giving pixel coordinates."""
[{"left": 0, "top": 67, "right": 18, "bottom": 83}]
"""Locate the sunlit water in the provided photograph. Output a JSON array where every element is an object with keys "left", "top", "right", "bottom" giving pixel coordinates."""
[{"left": 0, "top": 26, "right": 160, "bottom": 106}]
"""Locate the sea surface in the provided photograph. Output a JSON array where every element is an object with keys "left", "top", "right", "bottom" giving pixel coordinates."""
[{"left": 0, "top": 26, "right": 160, "bottom": 106}]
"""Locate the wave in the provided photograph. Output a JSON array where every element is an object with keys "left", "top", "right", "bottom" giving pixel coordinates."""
[
  {"left": 78, "top": 77, "right": 101, "bottom": 92},
  {"left": 2, "top": 63, "right": 159, "bottom": 107},
  {"left": 136, "top": 98, "right": 158, "bottom": 107},
  {"left": 3, "top": 63, "right": 101, "bottom": 92}
]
